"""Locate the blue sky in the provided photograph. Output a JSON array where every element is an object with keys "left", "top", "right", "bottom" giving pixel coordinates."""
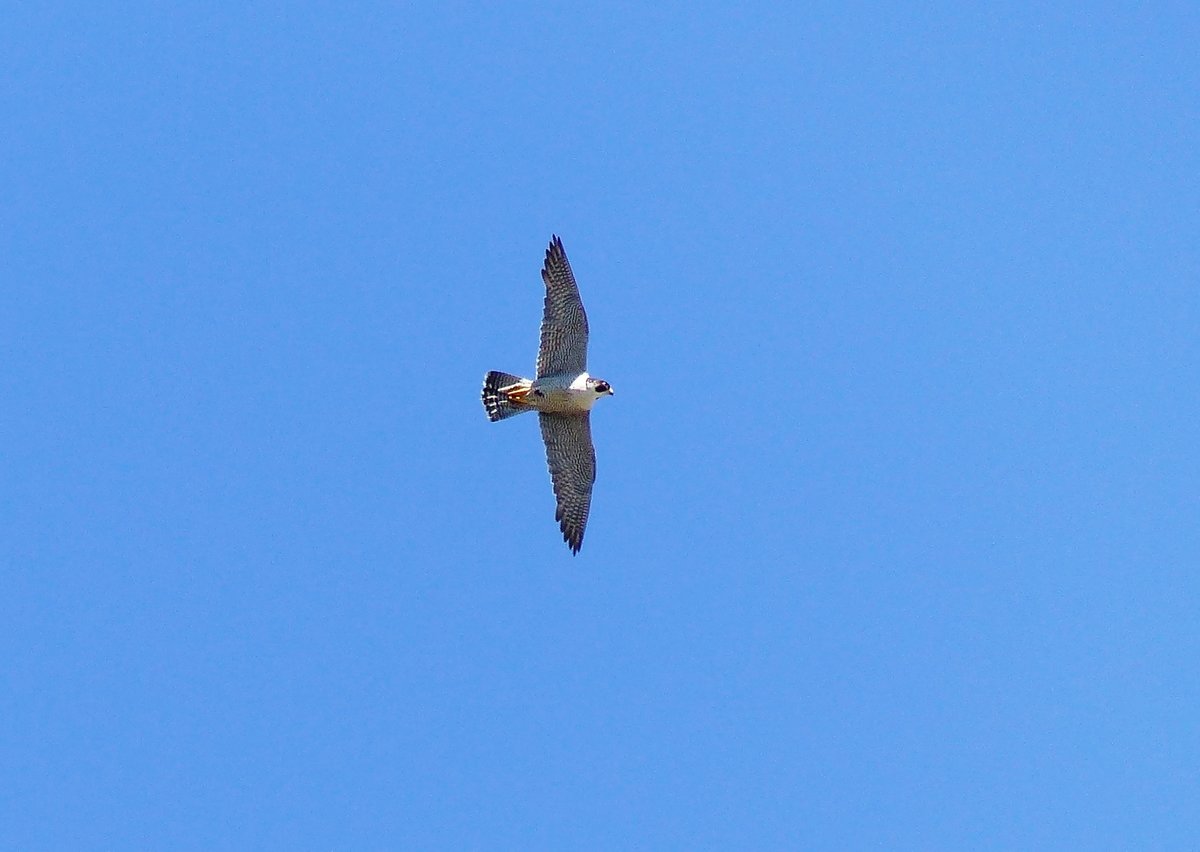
[{"left": 3, "top": 2, "right": 1198, "bottom": 848}]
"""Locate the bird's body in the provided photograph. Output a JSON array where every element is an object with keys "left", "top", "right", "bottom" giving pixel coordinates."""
[
  {"left": 489, "top": 371, "right": 606, "bottom": 414},
  {"left": 481, "top": 236, "right": 614, "bottom": 554}
]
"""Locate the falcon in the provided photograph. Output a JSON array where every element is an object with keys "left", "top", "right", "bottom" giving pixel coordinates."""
[{"left": 481, "top": 235, "right": 615, "bottom": 554}]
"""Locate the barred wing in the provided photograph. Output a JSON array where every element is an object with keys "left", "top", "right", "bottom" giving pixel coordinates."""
[
  {"left": 535, "top": 235, "right": 589, "bottom": 378},
  {"left": 539, "top": 412, "right": 596, "bottom": 554}
]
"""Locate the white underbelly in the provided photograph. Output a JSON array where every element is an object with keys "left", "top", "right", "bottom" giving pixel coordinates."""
[{"left": 531, "top": 385, "right": 595, "bottom": 413}]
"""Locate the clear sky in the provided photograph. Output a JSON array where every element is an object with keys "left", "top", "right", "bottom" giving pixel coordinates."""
[{"left": 4, "top": 3, "right": 1198, "bottom": 848}]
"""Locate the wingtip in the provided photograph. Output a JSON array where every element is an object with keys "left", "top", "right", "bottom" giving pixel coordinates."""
[
  {"left": 542, "top": 235, "right": 567, "bottom": 284},
  {"left": 560, "top": 524, "right": 583, "bottom": 555}
]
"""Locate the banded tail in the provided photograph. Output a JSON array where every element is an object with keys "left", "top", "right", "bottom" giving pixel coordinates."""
[{"left": 482, "top": 371, "right": 533, "bottom": 422}]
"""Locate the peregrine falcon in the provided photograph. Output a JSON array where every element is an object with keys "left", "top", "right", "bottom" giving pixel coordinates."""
[{"left": 481, "top": 235, "right": 615, "bottom": 555}]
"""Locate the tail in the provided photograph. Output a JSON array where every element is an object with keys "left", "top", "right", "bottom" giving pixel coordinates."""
[{"left": 482, "top": 371, "right": 533, "bottom": 422}]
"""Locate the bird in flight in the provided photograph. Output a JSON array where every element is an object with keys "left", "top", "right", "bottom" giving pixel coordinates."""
[{"left": 482, "top": 235, "right": 615, "bottom": 554}]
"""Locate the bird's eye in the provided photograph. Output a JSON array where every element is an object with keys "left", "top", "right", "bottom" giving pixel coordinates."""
[{"left": 595, "top": 382, "right": 608, "bottom": 393}]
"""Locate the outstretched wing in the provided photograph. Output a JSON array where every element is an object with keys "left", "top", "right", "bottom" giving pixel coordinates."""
[
  {"left": 536, "top": 235, "right": 589, "bottom": 379},
  {"left": 539, "top": 412, "right": 596, "bottom": 554}
]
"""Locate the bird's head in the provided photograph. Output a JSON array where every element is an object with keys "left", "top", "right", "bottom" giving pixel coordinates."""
[{"left": 591, "top": 378, "right": 615, "bottom": 397}]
